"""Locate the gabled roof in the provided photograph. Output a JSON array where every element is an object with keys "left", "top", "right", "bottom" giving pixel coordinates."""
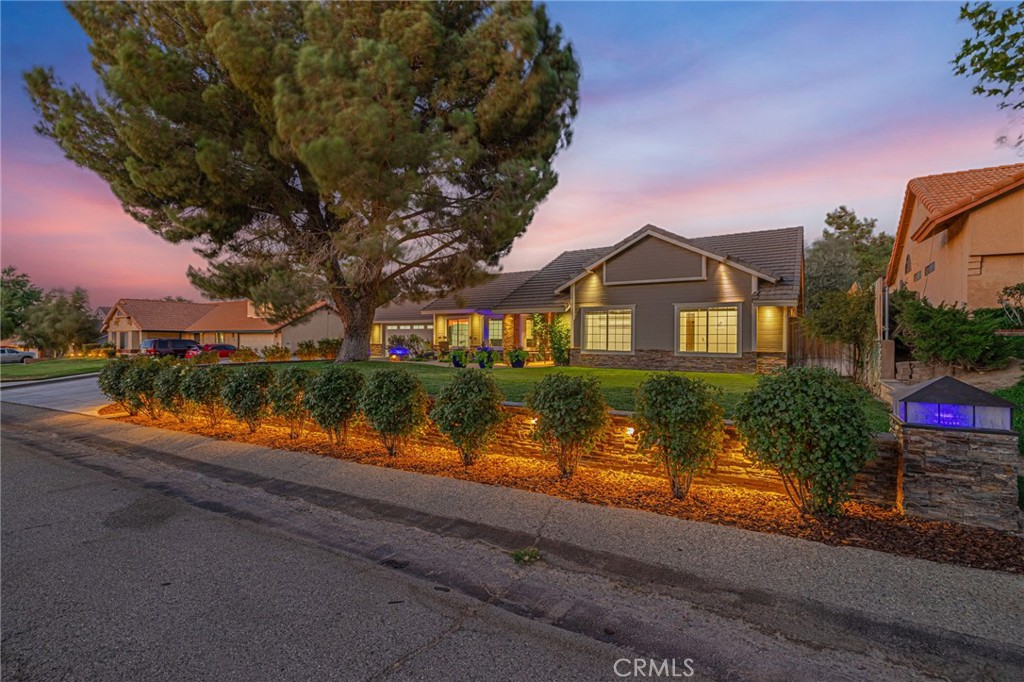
[
  {"left": 886, "top": 163, "right": 1024, "bottom": 285},
  {"left": 554, "top": 225, "right": 782, "bottom": 293},
  {"left": 104, "top": 298, "right": 215, "bottom": 331},
  {"left": 421, "top": 271, "right": 539, "bottom": 314},
  {"left": 185, "top": 300, "right": 335, "bottom": 332},
  {"left": 374, "top": 298, "right": 433, "bottom": 323},
  {"left": 494, "top": 247, "right": 608, "bottom": 312},
  {"left": 548, "top": 225, "right": 803, "bottom": 304}
]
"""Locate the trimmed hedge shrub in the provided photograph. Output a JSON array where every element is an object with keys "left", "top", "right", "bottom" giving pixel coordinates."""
[
  {"left": 733, "top": 366, "right": 875, "bottom": 516},
  {"left": 525, "top": 373, "right": 609, "bottom": 478},
  {"left": 359, "top": 368, "right": 428, "bottom": 456},
  {"left": 262, "top": 345, "right": 291, "bottom": 362},
  {"left": 193, "top": 350, "right": 220, "bottom": 365},
  {"left": 230, "top": 347, "right": 259, "bottom": 363},
  {"left": 634, "top": 374, "right": 724, "bottom": 499},
  {"left": 123, "top": 357, "right": 164, "bottom": 419},
  {"left": 893, "top": 293, "right": 1010, "bottom": 371},
  {"left": 221, "top": 364, "right": 274, "bottom": 432},
  {"left": 317, "top": 338, "right": 343, "bottom": 360},
  {"left": 296, "top": 340, "right": 320, "bottom": 361},
  {"left": 269, "top": 365, "right": 312, "bottom": 438},
  {"left": 303, "top": 364, "right": 364, "bottom": 444},
  {"left": 180, "top": 365, "right": 227, "bottom": 427},
  {"left": 155, "top": 362, "right": 190, "bottom": 422},
  {"left": 98, "top": 356, "right": 135, "bottom": 414},
  {"left": 431, "top": 371, "right": 505, "bottom": 466}
]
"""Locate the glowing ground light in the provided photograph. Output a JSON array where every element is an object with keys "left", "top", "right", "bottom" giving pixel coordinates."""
[{"left": 626, "top": 427, "right": 635, "bottom": 436}]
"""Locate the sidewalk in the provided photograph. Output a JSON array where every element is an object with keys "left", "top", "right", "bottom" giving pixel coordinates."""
[{"left": 3, "top": 401, "right": 1021, "bottom": 653}]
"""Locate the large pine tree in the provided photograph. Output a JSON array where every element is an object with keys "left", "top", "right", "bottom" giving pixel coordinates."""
[{"left": 26, "top": 2, "right": 580, "bottom": 360}]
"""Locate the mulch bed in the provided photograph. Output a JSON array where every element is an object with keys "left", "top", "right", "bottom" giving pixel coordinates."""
[{"left": 106, "top": 406, "right": 1024, "bottom": 574}]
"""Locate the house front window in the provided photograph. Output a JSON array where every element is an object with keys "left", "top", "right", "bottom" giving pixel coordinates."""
[
  {"left": 678, "top": 305, "right": 738, "bottom": 354},
  {"left": 583, "top": 309, "right": 632, "bottom": 352},
  {"left": 487, "top": 316, "right": 504, "bottom": 347},
  {"left": 447, "top": 318, "right": 469, "bottom": 348}
]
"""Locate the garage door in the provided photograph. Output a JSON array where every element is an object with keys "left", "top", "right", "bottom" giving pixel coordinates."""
[{"left": 383, "top": 323, "right": 433, "bottom": 347}]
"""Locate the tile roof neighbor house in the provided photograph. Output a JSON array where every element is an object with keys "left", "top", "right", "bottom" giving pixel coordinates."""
[
  {"left": 102, "top": 298, "right": 343, "bottom": 353},
  {"left": 885, "top": 163, "right": 1024, "bottom": 309},
  {"left": 371, "top": 223, "right": 804, "bottom": 374}
]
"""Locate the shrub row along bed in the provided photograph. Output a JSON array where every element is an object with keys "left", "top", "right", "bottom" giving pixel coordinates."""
[{"left": 98, "top": 357, "right": 1024, "bottom": 573}]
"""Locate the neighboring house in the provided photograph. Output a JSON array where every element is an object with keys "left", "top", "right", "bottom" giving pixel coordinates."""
[
  {"left": 374, "top": 224, "right": 804, "bottom": 373},
  {"left": 102, "top": 299, "right": 343, "bottom": 352},
  {"left": 885, "top": 163, "right": 1024, "bottom": 309}
]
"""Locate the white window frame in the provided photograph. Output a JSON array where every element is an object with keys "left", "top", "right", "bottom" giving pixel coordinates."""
[
  {"left": 673, "top": 302, "right": 743, "bottom": 357},
  {"left": 580, "top": 305, "right": 635, "bottom": 354}
]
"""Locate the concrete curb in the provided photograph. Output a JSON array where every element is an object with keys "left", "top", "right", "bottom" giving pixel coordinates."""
[
  {"left": 0, "top": 372, "right": 102, "bottom": 390},
  {"left": 2, "top": 400, "right": 1023, "bottom": 652}
]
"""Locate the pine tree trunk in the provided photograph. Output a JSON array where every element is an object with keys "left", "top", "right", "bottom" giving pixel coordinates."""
[{"left": 336, "top": 295, "right": 376, "bottom": 363}]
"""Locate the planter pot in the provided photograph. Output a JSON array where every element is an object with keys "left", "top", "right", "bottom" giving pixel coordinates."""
[
  {"left": 478, "top": 360, "right": 488, "bottom": 369},
  {"left": 511, "top": 359, "right": 526, "bottom": 368},
  {"left": 452, "top": 357, "right": 466, "bottom": 368}
]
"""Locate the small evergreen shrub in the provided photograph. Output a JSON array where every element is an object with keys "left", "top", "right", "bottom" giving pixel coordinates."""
[
  {"left": 261, "top": 345, "right": 291, "bottom": 362},
  {"left": 230, "top": 347, "right": 259, "bottom": 363},
  {"left": 359, "top": 368, "right": 428, "bottom": 456},
  {"left": 98, "top": 356, "right": 135, "bottom": 414},
  {"left": 269, "top": 365, "right": 312, "bottom": 438},
  {"left": 181, "top": 365, "right": 227, "bottom": 427},
  {"left": 303, "top": 364, "right": 365, "bottom": 444},
  {"left": 193, "top": 350, "right": 220, "bottom": 365},
  {"left": 431, "top": 371, "right": 505, "bottom": 466},
  {"left": 296, "top": 340, "right": 320, "bottom": 361},
  {"left": 525, "top": 373, "right": 609, "bottom": 478},
  {"left": 123, "top": 357, "right": 164, "bottom": 419},
  {"left": 893, "top": 293, "right": 1010, "bottom": 371},
  {"left": 634, "top": 374, "right": 724, "bottom": 499},
  {"left": 317, "top": 338, "right": 343, "bottom": 360},
  {"left": 221, "top": 364, "right": 274, "bottom": 432},
  {"left": 993, "top": 374, "right": 1024, "bottom": 455},
  {"left": 549, "top": 316, "right": 571, "bottom": 366},
  {"left": 733, "top": 366, "right": 875, "bottom": 516},
  {"left": 155, "top": 362, "right": 190, "bottom": 422}
]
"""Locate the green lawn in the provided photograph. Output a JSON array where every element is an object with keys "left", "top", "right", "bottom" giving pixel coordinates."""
[
  {"left": 0, "top": 358, "right": 108, "bottom": 382},
  {"left": 283, "top": 361, "right": 890, "bottom": 430}
]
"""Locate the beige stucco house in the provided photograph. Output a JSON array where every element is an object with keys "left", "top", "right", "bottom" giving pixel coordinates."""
[
  {"left": 102, "top": 299, "right": 343, "bottom": 352},
  {"left": 885, "top": 163, "right": 1024, "bottom": 309}
]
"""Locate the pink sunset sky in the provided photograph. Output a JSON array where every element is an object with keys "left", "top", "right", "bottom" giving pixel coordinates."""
[{"left": 2, "top": 2, "right": 1020, "bottom": 307}]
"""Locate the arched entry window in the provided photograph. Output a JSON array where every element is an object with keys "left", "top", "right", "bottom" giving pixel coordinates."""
[{"left": 904, "top": 254, "right": 912, "bottom": 274}]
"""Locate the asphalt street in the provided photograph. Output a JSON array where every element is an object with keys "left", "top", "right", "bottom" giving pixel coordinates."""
[
  {"left": 0, "top": 375, "right": 107, "bottom": 414},
  {"left": 1, "top": 430, "right": 636, "bottom": 682}
]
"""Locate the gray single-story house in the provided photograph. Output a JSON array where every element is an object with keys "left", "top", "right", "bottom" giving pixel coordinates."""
[{"left": 374, "top": 223, "right": 804, "bottom": 373}]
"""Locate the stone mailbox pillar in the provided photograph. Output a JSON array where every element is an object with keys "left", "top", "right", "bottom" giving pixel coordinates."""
[{"left": 891, "top": 376, "right": 1021, "bottom": 534}]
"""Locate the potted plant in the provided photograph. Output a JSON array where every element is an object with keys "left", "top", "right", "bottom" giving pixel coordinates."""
[
  {"left": 450, "top": 348, "right": 469, "bottom": 368},
  {"left": 475, "top": 347, "right": 498, "bottom": 369},
  {"left": 507, "top": 347, "right": 529, "bottom": 368}
]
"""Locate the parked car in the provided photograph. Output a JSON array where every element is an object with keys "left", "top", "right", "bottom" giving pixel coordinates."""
[
  {"left": 141, "top": 338, "right": 201, "bottom": 358},
  {"left": 0, "top": 347, "right": 36, "bottom": 364},
  {"left": 185, "top": 343, "right": 237, "bottom": 359}
]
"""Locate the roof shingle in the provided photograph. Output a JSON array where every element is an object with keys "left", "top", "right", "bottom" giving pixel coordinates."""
[
  {"left": 111, "top": 299, "right": 215, "bottom": 331},
  {"left": 421, "top": 271, "right": 539, "bottom": 313},
  {"left": 908, "top": 163, "right": 1024, "bottom": 220}
]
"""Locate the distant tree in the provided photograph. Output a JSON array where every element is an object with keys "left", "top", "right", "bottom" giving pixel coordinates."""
[
  {"left": 19, "top": 287, "right": 98, "bottom": 357},
  {"left": 953, "top": 2, "right": 1024, "bottom": 149},
  {"left": 162, "top": 296, "right": 194, "bottom": 303},
  {"left": 25, "top": 2, "right": 580, "bottom": 361},
  {"left": 805, "top": 206, "right": 892, "bottom": 310},
  {"left": 803, "top": 289, "right": 875, "bottom": 380},
  {"left": 1, "top": 267, "right": 44, "bottom": 339}
]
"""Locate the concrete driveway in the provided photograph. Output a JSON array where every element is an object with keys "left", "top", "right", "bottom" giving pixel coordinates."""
[{"left": 0, "top": 375, "right": 107, "bottom": 415}]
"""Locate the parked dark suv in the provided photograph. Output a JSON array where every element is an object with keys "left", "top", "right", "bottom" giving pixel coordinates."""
[{"left": 141, "top": 338, "right": 201, "bottom": 358}]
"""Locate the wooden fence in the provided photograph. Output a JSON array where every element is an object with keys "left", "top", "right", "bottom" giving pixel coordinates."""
[{"left": 787, "top": 318, "right": 856, "bottom": 377}]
